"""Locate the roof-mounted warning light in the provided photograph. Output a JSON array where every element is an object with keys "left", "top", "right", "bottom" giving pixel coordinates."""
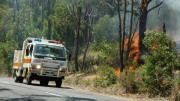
[
  {"left": 34, "top": 38, "right": 42, "bottom": 42},
  {"left": 56, "top": 41, "right": 61, "bottom": 44}
]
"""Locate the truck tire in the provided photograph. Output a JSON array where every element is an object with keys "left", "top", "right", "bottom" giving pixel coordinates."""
[
  {"left": 55, "top": 79, "right": 62, "bottom": 88},
  {"left": 19, "top": 77, "right": 24, "bottom": 83},
  {"left": 15, "top": 77, "right": 19, "bottom": 83},
  {"left": 26, "top": 76, "right": 32, "bottom": 85}
]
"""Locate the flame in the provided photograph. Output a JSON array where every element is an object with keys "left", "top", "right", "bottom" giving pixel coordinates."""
[
  {"left": 142, "top": 0, "right": 147, "bottom": 8},
  {"left": 127, "top": 32, "right": 139, "bottom": 72},
  {"left": 151, "top": 45, "right": 157, "bottom": 50},
  {"left": 115, "top": 32, "right": 139, "bottom": 75},
  {"left": 115, "top": 67, "right": 120, "bottom": 76}
]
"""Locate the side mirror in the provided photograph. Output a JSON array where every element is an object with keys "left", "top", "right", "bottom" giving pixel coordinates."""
[
  {"left": 26, "top": 49, "right": 29, "bottom": 56},
  {"left": 68, "top": 54, "right": 71, "bottom": 61}
]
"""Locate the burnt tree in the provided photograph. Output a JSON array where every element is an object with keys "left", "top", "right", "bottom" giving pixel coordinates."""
[{"left": 139, "top": 0, "right": 163, "bottom": 54}]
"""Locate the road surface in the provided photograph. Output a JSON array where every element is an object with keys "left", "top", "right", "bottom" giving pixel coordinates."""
[{"left": 0, "top": 78, "right": 128, "bottom": 101}]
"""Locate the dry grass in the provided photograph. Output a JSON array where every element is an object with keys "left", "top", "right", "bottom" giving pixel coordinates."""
[{"left": 63, "top": 73, "right": 169, "bottom": 101}]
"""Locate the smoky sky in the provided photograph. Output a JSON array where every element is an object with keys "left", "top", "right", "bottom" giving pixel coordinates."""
[
  {"left": 163, "top": 0, "right": 180, "bottom": 11},
  {"left": 147, "top": 0, "right": 180, "bottom": 41}
]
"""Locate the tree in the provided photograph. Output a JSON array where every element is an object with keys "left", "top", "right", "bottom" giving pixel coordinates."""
[
  {"left": 138, "top": 0, "right": 164, "bottom": 54},
  {"left": 47, "top": 0, "right": 52, "bottom": 39},
  {"left": 74, "top": 5, "right": 82, "bottom": 71},
  {"left": 82, "top": 1, "right": 94, "bottom": 70}
]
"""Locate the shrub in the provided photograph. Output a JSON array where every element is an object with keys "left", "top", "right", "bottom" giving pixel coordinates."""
[
  {"left": 141, "top": 31, "right": 178, "bottom": 96},
  {"left": 118, "top": 69, "right": 141, "bottom": 93},
  {"left": 91, "top": 40, "right": 119, "bottom": 67},
  {"left": 78, "top": 51, "right": 105, "bottom": 72},
  {"left": 93, "top": 66, "right": 117, "bottom": 87},
  {"left": 170, "top": 74, "right": 180, "bottom": 101}
]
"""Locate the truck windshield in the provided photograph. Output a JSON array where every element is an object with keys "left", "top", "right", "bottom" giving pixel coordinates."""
[{"left": 34, "top": 44, "right": 66, "bottom": 59}]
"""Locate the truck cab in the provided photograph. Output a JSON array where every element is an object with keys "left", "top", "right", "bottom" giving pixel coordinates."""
[{"left": 13, "top": 38, "right": 70, "bottom": 87}]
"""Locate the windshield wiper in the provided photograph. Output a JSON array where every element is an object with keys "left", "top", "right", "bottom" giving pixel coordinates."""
[
  {"left": 54, "top": 56, "right": 66, "bottom": 61},
  {"left": 33, "top": 53, "right": 47, "bottom": 58}
]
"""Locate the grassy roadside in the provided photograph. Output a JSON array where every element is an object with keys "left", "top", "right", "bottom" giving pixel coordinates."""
[{"left": 63, "top": 73, "right": 169, "bottom": 101}]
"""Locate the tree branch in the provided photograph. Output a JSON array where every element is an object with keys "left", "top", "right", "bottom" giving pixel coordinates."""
[
  {"left": 105, "top": 2, "right": 114, "bottom": 9},
  {"left": 120, "top": 9, "right": 140, "bottom": 16},
  {"left": 147, "top": 0, "right": 152, "bottom": 5},
  {"left": 147, "top": 1, "right": 164, "bottom": 12}
]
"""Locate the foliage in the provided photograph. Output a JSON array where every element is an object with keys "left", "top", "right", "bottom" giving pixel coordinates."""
[
  {"left": 78, "top": 51, "right": 104, "bottom": 72},
  {"left": 0, "top": 40, "right": 18, "bottom": 75},
  {"left": 92, "top": 40, "right": 119, "bottom": 66},
  {"left": 93, "top": 15, "right": 118, "bottom": 42},
  {"left": 118, "top": 70, "right": 140, "bottom": 93},
  {"left": 141, "top": 30, "right": 178, "bottom": 96},
  {"left": 170, "top": 74, "right": 180, "bottom": 101},
  {"left": 94, "top": 66, "right": 117, "bottom": 87}
]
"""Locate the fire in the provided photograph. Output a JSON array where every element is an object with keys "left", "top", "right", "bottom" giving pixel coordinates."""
[
  {"left": 142, "top": 0, "right": 148, "bottom": 8},
  {"left": 151, "top": 45, "right": 157, "bottom": 50},
  {"left": 128, "top": 32, "right": 139, "bottom": 72},
  {"left": 115, "top": 32, "right": 139, "bottom": 75},
  {"left": 115, "top": 67, "right": 120, "bottom": 76}
]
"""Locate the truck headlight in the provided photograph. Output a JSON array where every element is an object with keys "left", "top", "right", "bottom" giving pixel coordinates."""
[
  {"left": 59, "top": 68, "right": 66, "bottom": 72},
  {"left": 36, "top": 65, "right": 41, "bottom": 69}
]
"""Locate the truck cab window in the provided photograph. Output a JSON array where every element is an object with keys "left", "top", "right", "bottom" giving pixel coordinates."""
[
  {"left": 26, "top": 46, "right": 30, "bottom": 56},
  {"left": 30, "top": 45, "right": 33, "bottom": 56}
]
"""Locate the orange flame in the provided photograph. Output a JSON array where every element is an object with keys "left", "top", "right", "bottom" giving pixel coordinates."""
[
  {"left": 151, "top": 45, "right": 157, "bottom": 50},
  {"left": 142, "top": 0, "right": 147, "bottom": 8},
  {"left": 127, "top": 32, "right": 139, "bottom": 72},
  {"left": 115, "top": 32, "right": 139, "bottom": 75},
  {"left": 115, "top": 67, "right": 120, "bottom": 76}
]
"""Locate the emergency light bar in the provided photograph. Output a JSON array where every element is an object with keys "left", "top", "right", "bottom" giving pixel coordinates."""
[{"left": 34, "top": 38, "right": 42, "bottom": 42}]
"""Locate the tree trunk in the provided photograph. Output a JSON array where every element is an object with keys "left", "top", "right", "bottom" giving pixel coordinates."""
[
  {"left": 16, "top": 0, "right": 21, "bottom": 48},
  {"left": 47, "top": 0, "right": 51, "bottom": 40},
  {"left": 120, "top": 0, "right": 127, "bottom": 72},
  {"left": 127, "top": 0, "right": 134, "bottom": 59},
  {"left": 13, "top": 0, "right": 16, "bottom": 22},
  {"left": 41, "top": 0, "right": 44, "bottom": 31},
  {"left": 82, "top": 15, "right": 93, "bottom": 71},
  {"left": 117, "top": 0, "right": 122, "bottom": 72},
  {"left": 139, "top": 5, "right": 147, "bottom": 55},
  {"left": 74, "top": 6, "right": 82, "bottom": 71}
]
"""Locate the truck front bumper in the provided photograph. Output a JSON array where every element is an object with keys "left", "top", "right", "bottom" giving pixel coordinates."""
[
  {"left": 30, "top": 72, "right": 65, "bottom": 81},
  {"left": 30, "top": 69, "right": 66, "bottom": 78}
]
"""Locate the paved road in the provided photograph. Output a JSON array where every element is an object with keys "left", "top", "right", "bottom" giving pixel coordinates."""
[{"left": 0, "top": 78, "right": 128, "bottom": 101}]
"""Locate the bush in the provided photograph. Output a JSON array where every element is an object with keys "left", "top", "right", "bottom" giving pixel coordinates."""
[
  {"left": 170, "top": 74, "right": 180, "bottom": 101},
  {"left": 118, "top": 69, "right": 141, "bottom": 93},
  {"left": 141, "top": 31, "right": 178, "bottom": 96},
  {"left": 93, "top": 66, "right": 117, "bottom": 87},
  {"left": 91, "top": 40, "right": 119, "bottom": 67},
  {"left": 78, "top": 51, "right": 105, "bottom": 72}
]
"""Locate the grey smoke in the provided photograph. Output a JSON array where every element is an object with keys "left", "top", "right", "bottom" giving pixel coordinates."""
[
  {"left": 163, "top": 0, "right": 180, "bottom": 12},
  {"left": 163, "top": 0, "right": 180, "bottom": 41},
  {"left": 147, "top": 0, "right": 180, "bottom": 41}
]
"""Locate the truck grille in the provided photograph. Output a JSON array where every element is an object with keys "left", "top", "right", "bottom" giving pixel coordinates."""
[{"left": 42, "top": 66, "right": 59, "bottom": 77}]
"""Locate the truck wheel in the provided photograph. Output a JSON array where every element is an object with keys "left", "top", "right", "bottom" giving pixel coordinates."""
[
  {"left": 15, "top": 77, "right": 19, "bottom": 83},
  {"left": 55, "top": 79, "right": 62, "bottom": 88},
  {"left": 27, "top": 76, "right": 32, "bottom": 85},
  {"left": 13, "top": 69, "right": 16, "bottom": 78},
  {"left": 19, "top": 77, "right": 24, "bottom": 83}
]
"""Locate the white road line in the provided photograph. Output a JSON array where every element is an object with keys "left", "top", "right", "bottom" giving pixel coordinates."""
[
  {"left": 0, "top": 81, "right": 9, "bottom": 84},
  {"left": 45, "top": 92, "right": 63, "bottom": 97}
]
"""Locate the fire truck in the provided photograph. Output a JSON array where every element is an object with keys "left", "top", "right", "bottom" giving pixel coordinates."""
[{"left": 12, "top": 38, "right": 70, "bottom": 87}]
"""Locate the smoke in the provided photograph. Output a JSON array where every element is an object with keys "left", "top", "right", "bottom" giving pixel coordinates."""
[
  {"left": 160, "top": 0, "right": 180, "bottom": 41},
  {"left": 163, "top": 0, "right": 180, "bottom": 12}
]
